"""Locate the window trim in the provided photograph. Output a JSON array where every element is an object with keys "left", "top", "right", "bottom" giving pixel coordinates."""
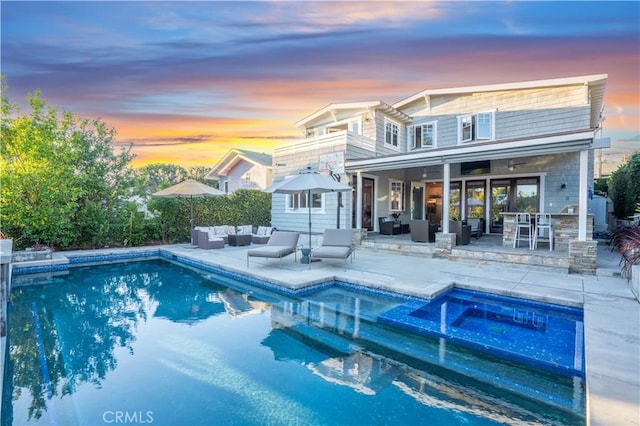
[
  {"left": 285, "top": 192, "right": 326, "bottom": 214},
  {"left": 409, "top": 121, "right": 437, "bottom": 150},
  {"left": 384, "top": 118, "right": 400, "bottom": 150},
  {"left": 388, "top": 179, "right": 405, "bottom": 212},
  {"left": 457, "top": 111, "right": 495, "bottom": 144}
]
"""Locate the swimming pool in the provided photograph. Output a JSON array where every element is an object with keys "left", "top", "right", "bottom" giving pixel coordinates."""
[{"left": 2, "top": 259, "right": 584, "bottom": 425}]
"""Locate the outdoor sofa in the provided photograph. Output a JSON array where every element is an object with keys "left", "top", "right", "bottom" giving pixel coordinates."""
[
  {"left": 251, "top": 226, "right": 274, "bottom": 244},
  {"left": 246, "top": 231, "right": 300, "bottom": 267}
]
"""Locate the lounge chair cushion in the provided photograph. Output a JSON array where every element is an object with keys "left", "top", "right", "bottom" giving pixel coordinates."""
[
  {"left": 246, "top": 245, "right": 295, "bottom": 259},
  {"left": 311, "top": 229, "right": 354, "bottom": 261},
  {"left": 312, "top": 245, "right": 352, "bottom": 259},
  {"left": 247, "top": 231, "right": 300, "bottom": 264}
]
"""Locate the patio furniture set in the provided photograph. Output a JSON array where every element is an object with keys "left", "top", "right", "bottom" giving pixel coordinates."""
[
  {"left": 192, "top": 225, "right": 274, "bottom": 249},
  {"left": 385, "top": 217, "right": 484, "bottom": 246},
  {"left": 246, "top": 229, "right": 356, "bottom": 268}
]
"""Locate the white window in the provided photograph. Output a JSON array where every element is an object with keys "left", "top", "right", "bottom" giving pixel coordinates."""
[
  {"left": 389, "top": 180, "right": 404, "bottom": 212},
  {"left": 286, "top": 192, "right": 324, "bottom": 212},
  {"left": 348, "top": 119, "right": 361, "bottom": 135},
  {"left": 457, "top": 111, "right": 495, "bottom": 144},
  {"left": 409, "top": 121, "right": 437, "bottom": 150},
  {"left": 384, "top": 119, "right": 400, "bottom": 148},
  {"left": 243, "top": 172, "right": 251, "bottom": 181}
]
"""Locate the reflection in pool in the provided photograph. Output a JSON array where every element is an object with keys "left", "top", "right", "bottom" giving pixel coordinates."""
[{"left": 2, "top": 259, "right": 584, "bottom": 425}]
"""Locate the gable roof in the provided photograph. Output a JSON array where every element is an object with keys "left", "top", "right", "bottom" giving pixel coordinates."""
[
  {"left": 295, "top": 100, "right": 412, "bottom": 129},
  {"left": 205, "top": 149, "right": 272, "bottom": 179},
  {"left": 393, "top": 74, "right": 608, "bottom": 128}
]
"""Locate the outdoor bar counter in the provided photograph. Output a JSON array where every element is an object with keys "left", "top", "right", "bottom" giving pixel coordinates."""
[{"left": 500, "top": 212, "right": 593, "bottom": 251}]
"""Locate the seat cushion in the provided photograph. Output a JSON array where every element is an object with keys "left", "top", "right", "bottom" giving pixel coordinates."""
[
  {"left": 247, "top": 246, "right": 294, "bottom": 258},
  {"left": 312, "top": 246, "right": 351, "bottom": 259},
  {"left": 238, "top": 225, "right": 253, "bottom": 235}
]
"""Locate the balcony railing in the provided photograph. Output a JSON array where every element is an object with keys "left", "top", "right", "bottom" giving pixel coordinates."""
[{"left": 275, "top": 130, "right": 376, "bottom": 156}]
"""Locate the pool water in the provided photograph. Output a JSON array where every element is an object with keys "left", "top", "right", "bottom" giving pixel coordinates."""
[
  {"left": 2, "top": 260, "right": 584, "bottom": 425},
  {"left": 379, "top": 289, "right": 584, "bottom": 377}
]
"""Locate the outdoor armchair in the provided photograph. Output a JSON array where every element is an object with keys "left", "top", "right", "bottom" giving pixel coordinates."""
[
  {"left": 409, "top": 220, "right": 435, "bottom": 243},
  {"left": 449, "top": 220, "right": 471, "bottom": 245},
  {"left": 310, "top": 229, "right": 355, "bottom": 266},
  {"left": 379, "top": 217, "right": 401, "bottom": 235},
  {"left": 247, "top": 231, "right": 300, "bottom": 268},
  {"left": 467, "top": 218, "right": 483, "bottom": 239}
]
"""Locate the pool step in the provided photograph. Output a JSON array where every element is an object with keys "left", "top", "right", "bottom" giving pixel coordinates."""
[
  {"left": 448, "top": 248, "right": 570, "bottom": 272},
  {"left": 360, "top": 240, "right": 437, "bottom": 258}
]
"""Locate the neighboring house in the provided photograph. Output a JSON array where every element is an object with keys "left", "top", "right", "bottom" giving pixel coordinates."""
[
  {"left": 205, "top": 149, "right": 272, "bottom": 193},
  {"left": 270, "top": 74, "right": 609, "bottom": 260}
]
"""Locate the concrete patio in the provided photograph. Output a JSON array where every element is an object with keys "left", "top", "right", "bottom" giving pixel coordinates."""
[{"left": 7, "top": 240, "right": 640, "bottom": 425}]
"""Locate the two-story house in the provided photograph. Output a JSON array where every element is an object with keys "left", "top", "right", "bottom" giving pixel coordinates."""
[
  {"left": 205, "top": 149, "right": 272, "bottom": 193},
  {"left": 270, "top": 74, "right": 609, "bottom": 273}
]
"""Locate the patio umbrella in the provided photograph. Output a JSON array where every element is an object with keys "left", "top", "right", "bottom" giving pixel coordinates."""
[
  {"left": 263, "top": 170, "right": 351, "bottom": 249},
  {"left": 152, "top": 179, "right": 225, "bottom": 230},
  {"left": 454, "top": 197, "right": 484, "bottom": 207}
]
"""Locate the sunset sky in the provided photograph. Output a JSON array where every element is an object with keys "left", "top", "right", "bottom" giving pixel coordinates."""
[{"left": 2, "top": 1, "right": 638, "bottom": 170}]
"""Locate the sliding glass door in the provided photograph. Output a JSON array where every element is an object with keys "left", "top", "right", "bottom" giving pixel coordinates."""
[{"left": 489, "top": 177, "right": 539, "bottom": 233}]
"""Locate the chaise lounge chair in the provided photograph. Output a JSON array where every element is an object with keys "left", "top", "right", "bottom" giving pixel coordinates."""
[
  {"left": 310, "top": 229, "right": 355, "bottom": 266},
  {"left": 247, "top": 231, "right": 300, "bottom": 268}
]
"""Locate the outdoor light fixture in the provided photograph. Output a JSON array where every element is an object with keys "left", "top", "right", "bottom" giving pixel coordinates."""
[
  {"left": 560, "top": 183, "right": 567, "bottom": 190},
  {"left": 422, "top": 168, "right": 427, "bottom": 179}
]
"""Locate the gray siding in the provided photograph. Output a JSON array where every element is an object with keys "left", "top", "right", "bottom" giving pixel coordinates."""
[
  {"left": 373, "top": 113, "right": 407, "bottom": 155},
  {"left": 405, "top": 85, "right": 591, "bottom": 150},
  {"left": 271, "top": 142, "right": 353, "bottom": 234}
]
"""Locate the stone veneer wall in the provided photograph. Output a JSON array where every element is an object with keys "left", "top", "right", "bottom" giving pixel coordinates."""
[
  {"left": 502, "top": 214, "right": 593, "bottom": 251},
  {"left": 568, "top": 240, "right": 597, "bottom": 275},
  {"left": 553, "top": 215, "right": 594, "bottom": 251},
  {"left": 435, "top": 233, "right": 456, "bottom": 258}
]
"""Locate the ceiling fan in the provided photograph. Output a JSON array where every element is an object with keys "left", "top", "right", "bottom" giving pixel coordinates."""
[
  {"left": 507, "top": 159, "right": 527, "bottom": 171},
  {"left": 420, "top": 167, "right": 441, "bottom": 182}
]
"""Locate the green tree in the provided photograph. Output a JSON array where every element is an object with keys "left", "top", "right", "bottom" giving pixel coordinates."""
[
  {"left": 188, "top": 166, "right": 215, "bottom": 184},
  {"left": 133, "top": 163, "right": 188, "bottom": 196},
  {"left": 609, "top": 152, "right": 640, "bottom": 219},
  {"left": 1, "top": 83, "right": 134, "bottom": 248}
]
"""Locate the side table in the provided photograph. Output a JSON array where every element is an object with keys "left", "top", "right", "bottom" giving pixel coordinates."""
[{"left": 228, "top": 234, "right": 252, "bottom": 246}]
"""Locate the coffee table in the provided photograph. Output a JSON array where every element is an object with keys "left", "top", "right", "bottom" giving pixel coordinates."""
[{"left": 228, "top": 234, "right": 252, "bottom": 246}]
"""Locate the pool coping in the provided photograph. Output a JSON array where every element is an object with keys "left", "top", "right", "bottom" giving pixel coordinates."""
[{"left": 4, "top": 245, "right": 639, "bottom": 426}]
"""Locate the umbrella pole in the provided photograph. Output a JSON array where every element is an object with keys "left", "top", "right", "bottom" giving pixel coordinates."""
[{"left": 190, "top": 196, "right": 194, "bottom": 229}]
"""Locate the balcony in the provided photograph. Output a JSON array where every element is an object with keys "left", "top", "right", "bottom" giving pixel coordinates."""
[{"left": 275, "top": 130, "right": 376, "bottom": 157}]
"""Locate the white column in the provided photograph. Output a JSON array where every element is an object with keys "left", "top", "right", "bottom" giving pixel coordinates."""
[
  {"left": 578, "top": 150, "right": 588, "bottom": 241},
  {"left": 356, "top": 171, "right": 363, "bottom": 229},
  {"left": 442, "top": 163, "right": 450, "bottom": 233}
]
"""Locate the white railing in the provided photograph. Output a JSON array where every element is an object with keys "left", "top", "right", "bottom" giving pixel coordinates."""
[{"left": 275, "top": 130, "right": 376, "bottom": 156}]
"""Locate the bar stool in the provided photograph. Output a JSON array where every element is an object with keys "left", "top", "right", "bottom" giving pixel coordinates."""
[
  {"left": 533, "top": 213, "right": 554, "bottom": 251},
  {"left": 513, "top": 212, "right": 533, "bottom": 250}
]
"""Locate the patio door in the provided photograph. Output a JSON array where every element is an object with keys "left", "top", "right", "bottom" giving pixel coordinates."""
[
  {"left": 352, "top": 177, "right": 375, "bottom": 231},
  {"left": 490, "top": 177, "right": 540, "bottom": 233},
  {"left": 490, "top": 180, "right": 511, "bottom": 233},
  {"left": 410, "top": 182, "right": 425, "bottom": 220}
]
